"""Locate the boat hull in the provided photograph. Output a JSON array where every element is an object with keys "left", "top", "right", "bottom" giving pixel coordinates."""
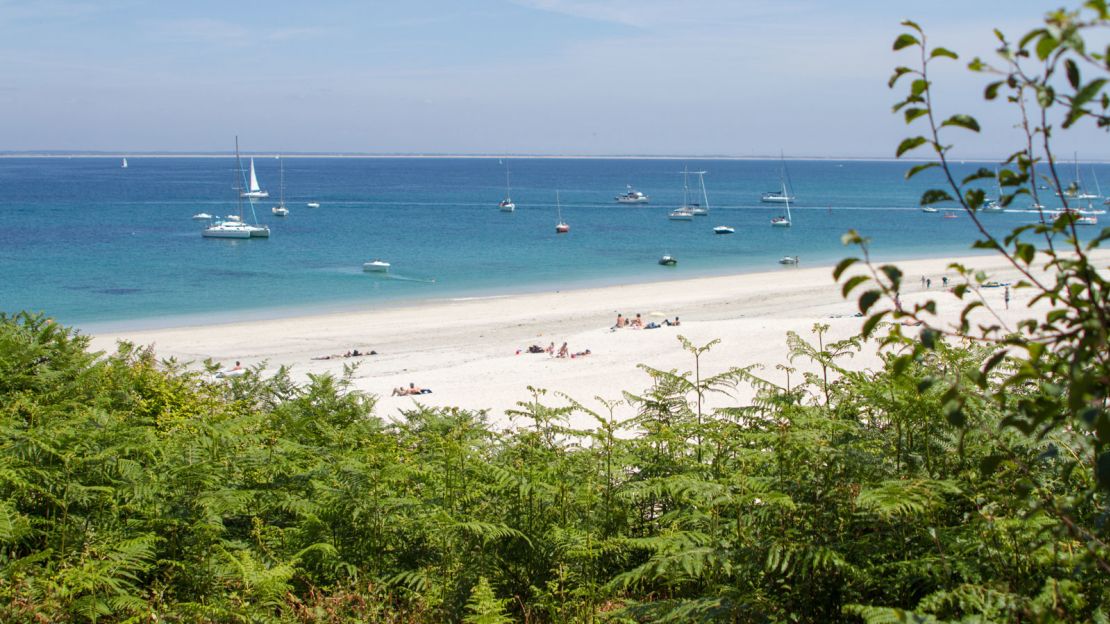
[{"left": 241, "top": 191, "right": 270, "bottom": 199}]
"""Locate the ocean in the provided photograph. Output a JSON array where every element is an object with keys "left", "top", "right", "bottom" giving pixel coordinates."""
[{"left": 0, "top": 156, "right": 1099, "bottom": 330}]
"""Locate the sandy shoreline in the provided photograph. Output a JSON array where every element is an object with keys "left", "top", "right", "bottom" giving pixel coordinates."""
[{"left": 89, "top": 252, "right": 1105, "bottom": 428}]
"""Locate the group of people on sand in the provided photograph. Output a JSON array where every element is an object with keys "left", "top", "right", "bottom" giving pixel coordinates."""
[
  {"left": 311, "top": 348, "right": 377, "bottom": 361},
  {"left": 520, "top": 341, "right": 591, "bottom": 358},
  {"left": 392, "top": 382, "right": 431, "bottom": 396},
  {"left": 612, "top": 312, "right": 680, "bottom": 331}
]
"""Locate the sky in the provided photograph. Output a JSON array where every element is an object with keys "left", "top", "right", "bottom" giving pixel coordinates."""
[{"left": 0, "top": 0, "right": 1104, "bottom": 158}]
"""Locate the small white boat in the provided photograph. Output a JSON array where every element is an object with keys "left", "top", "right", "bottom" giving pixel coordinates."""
[
  {"left": 271, "top": 158, "right": 289, "bottom": 216},
  {"left": 921, "top": 206, "right": 939, "bottom": 213},
  {"left": 306, "top": 202, "right": 320, "bottom": 208},
  {"left": 121, "top": 158, "right": 128, "bottom": 169},
  {"left": 555, "top": 191, "right": 569, "bottom": 233},
  {"left": 499, "top": 160, "right": 515, "bottom": 212},
  {"left": 240, "top": 158, "right": 270, "bottom": 198},
  {"left": 363, "top": 259, "right": 390, "bottom": 272},
  {"left": 713, "top": 225, "right": 734, "bottom": 234},
  {"left": 981, "top": 201, "right": 1004, "bottom": 213},
  {"left": 616, "top": 186, "right": 650, "bottom": 203},
  {"left": 779, "top": 255, "right": 799, "bottom": 265},
  {"left": 192, "top": 212, "right": 213, "bottom": 220},
  {"left": 770, "top": 179, "right": 793, "bottom": 227},
  {"left": 659, "top": 255, "right": 677, "bottom": 266},
  {"left": 669, "top": 209, "right": 694, "bottom": 220}
]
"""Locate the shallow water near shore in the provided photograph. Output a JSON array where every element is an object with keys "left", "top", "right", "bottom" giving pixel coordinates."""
[{"left": 0, "top": 156, "right": 1099, "bottom": 329}]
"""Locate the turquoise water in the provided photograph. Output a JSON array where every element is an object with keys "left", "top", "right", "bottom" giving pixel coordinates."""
[{"left": 0, "top": 157, "right": 1097, "bottom": 330}]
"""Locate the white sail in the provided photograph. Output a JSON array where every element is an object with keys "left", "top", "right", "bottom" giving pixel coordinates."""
[
  {"left": 121, "top": 158, "right": 128, "bottom": 168},
  {"left": 248, "top": 158, "right": 261, "bottom": 193}
]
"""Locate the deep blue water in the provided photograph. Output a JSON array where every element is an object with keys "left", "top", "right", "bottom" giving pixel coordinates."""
[{"left": 0, "top": 156, "right": 1099, "bottom": 329}]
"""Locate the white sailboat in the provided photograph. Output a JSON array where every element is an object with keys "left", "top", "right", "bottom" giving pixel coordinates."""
[
  {"left": 770, "top": 181, "right": 793, "bottom": 227},
  {"left": 668, "top": 166, "right": 697, "bottom": 220},
  {"left": 271, "top": 158, "right": 289, "bottom": 216},
  {"left": 762, "top": 153, "right": 796, "bottom": 203},
  {"left": 240, "top": 158, "right": 270, "bottom": 199},
  {"left": 499, "top": 161, "right": 515, "bottom": 212},
  {"left": 121, "top": 158, "right": 128, "bottom": 169},
  {"left": 982, "top": 167, "right": 1005, "bottom": 212},
  {"left": 205, "top": 138, "right": 270, "bottom": 239},
  {"left": 690, "top": 170, "right": 710, "bottom": 216},
  {"left": 555, "top": 191, "right": 569, "bottom": 233}
]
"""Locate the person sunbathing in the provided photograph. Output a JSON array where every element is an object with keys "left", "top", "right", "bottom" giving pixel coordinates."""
[
  {"left": 392, "top": 382, "right": 432, "bottom": 396},
  {"left": 630, "top": 313, "right": 643, "bottom": 328},
  {"left": 557, "top": 342, "right": 569, "bottom": 358},
  {"left": 613, "top": 313, "right": 626, "bottom": 329}
]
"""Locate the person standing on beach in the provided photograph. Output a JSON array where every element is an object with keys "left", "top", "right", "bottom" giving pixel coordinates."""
[{"left": 1004, "top": 286, "right": 1011, "bottom": 310}]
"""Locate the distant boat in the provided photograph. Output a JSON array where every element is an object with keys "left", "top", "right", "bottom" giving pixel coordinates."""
[
  {"left": 363, "top": 259, "right": 390, "bottom": 272},
  {"left": 271, "top": 158, "right": 289, "bottom": 216},
  {"left": 1051, "top": 208, "right": 1098, "bottom": 225},
  {"left": 240, "top": 158, "right": 270, "bottom": 199},
  {"left": 555, "top": 191, "right": 569, "bottom": 233},
  {"left": 121, "top": 158, "right": 128, "bottom": 169},
  {"left": 1058, "top": 153, "right": 1100, "bottom": 200},
  {"left": 659, "top": 255, "right": 677, "bottom": 266},
  {"left": 616, "top": 186, "right": 650, "bottom": 203},
  {"left": 762, "top": 152, "right": 796, "bottom": 203},
  {"left": 921, "top": 206, "right": 939, "bottom": 213},
  {"left": 192, "top": 212, "right": 213, "bottom": 220},
  {"left": 499, "top": 160, "right": 515, "bottom": 212},
  {"left": 306, "top": 202, "right": 320, "bottom": 208},
  {"left": 713, "top": 225, "right": 734, "bottom": 234},
  {"left": 982, "top": 167, "right": 1005, "bottom": 212},
  {"left": 770, "top": 180, "right": 793, "bottom": 227},
  {"left": 943, "top": 211, "right": 959, "bottom": 219},
  {"left": 779, "top": 255, "right": 799, "bottom": 265}
]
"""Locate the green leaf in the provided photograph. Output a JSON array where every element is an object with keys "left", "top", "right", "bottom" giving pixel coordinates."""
[
  {"left": 940, "top": 114, "right": 981, "bottom": 132},
  {"left": 1065, "top": 58, "right": 1080, "bottom": 88},
  {"left": 859, "top": 290, "right": 882, "bottom": 314},
  {"left": 897, "top": 136, "right": 928, "bottom": 157},
  {"left": 985, "top": 81, "right": 1003, "bottom": 100},
  {"left": 888, "top": 66, "right": 915, "bottom": 88},
  {"left": 904, "top": 107, "right": 929, "bottom": 123},
  {"left": 906, "top": 162, "right": 938, "bottom": 179},
  {"left": 893, "top": 33, "right": 920, "bottom": 51},
  {"left": 910, "top": 79, "right": 929, "bottom": 96},
  {"left": 930, "top": 47, "right": 958, "bottom": 60},
  {"left": 920, "top": 189, "right": 954, "bottom": 205},
  {"left": 861, "top": 311, "right": 888, "bottom": 337},
  {"left": 980, "top": 454, "right": 1007, "bottom": 476},
  {"left": 841, "top": 275, "right": 870, "bottom": 298},
  {"left": 1035, "top": 34, "right": 1059, "bottom": 61},
  {"left": 879, "top": 265, "right": 903, "bottom": 287},
  {"left": 833, "top": 257, "right": 859, "bottom": 280}
]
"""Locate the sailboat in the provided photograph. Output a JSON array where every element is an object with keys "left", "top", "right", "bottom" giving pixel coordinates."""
[
  {"left": 690, "top": 170, "right": 710, "bottom": 216},
  {"left": 1058, "top": 153, "right": 1100, "bottom": 200},
  {"left": 668, "top": 166, "right": 696, "bottom": 220},
  {"left": 762, "top": 153, "right": 796, "bottom": 203},
  {"left": 205, "top": 138, "right": 270, "bottom": 239},
  {"left": 240, "top": 158, "right": 270, "bottom": 199},
  {"left": 121, "top": 158, "right": 128, "bottom": 169},
  {"left": 770, "top": 181, "right": 793, "bottom": 227},
  {"left": 555, "top": 191, "right": 569, "bottom": 233},
  {"left": 499, "top": 161, "right": 515, "bottom": 212},
  {"left": 982, "top": 167, "right": 1005, "bottom": 212},
  {"left": 271, "top": 158, "right": 289, "bottom": 216}
]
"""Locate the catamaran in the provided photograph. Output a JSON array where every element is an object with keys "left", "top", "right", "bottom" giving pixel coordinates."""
[
  {"left": 205, "top": 138, "right": 270, "bottom": 239},
  {"left": 240, "top": 158, "right": 270, "bottom": 199}
]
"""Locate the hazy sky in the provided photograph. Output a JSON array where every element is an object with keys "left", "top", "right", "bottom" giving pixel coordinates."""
[{"left": 1, "top": 0, "right": 1103, "bottom": 157}]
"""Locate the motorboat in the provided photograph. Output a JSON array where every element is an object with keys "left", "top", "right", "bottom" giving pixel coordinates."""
[
  {"left": 616, "top": 186, "right": 650, "bottom": 203},
  {"left": 363, "top": 259, "right": 391, "bottom": 272},
  {"left": 658, "top": 255, "right": 677, "bottom": 266},
  {"left": 306, "top": 202, "right": 321, "bottom": 208},
  {"left": 240, "top": 158, "right": 269, "bottom": 198},
  {"left": 981, "top": 200, "right": 1004, "bottom": 213},
  {"left": 272, "top": 206, "right": 289, "bottom": 216},
  {"left": 779, "top": 255, "right": 799, "bottom": 265},
  {"left": 921, "top": 206, "right": 939, "bottom": 213},
  {"left": 1052, "top": 208, "right": 1098, "bottom": 225},
  {"left": 713, "top": 225, "right": 735, "bottom": 234},
  {"left": 192, "top": 212, "right": 213, "bottom": 220}
]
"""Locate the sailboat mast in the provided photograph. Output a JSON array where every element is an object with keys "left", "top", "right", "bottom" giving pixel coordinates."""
[
  {"left": 279, "top": 157, "right": 285, "bottom": 207},
  {"left": 556, "top": 190, "right": 561, "bottom": 222},
  {"left": 505, "top": 163, "right": 512, "bottom": 200},
  {"left": 235, "top": 136, "right": 244, "bottom": 220},
  {"left": 783, "top": 180, "right": 792, "bottom": 223},
  {"left": 699, "top": 172, "right": 710, "bottom": 211},
  {"left": 683, "top": 166, "right": 689, "bottom": 207}
]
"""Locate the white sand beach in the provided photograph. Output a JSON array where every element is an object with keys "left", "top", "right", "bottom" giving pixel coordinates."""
[{"left": 89, "top": 252, "right": 1101, "bottom": 428}]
